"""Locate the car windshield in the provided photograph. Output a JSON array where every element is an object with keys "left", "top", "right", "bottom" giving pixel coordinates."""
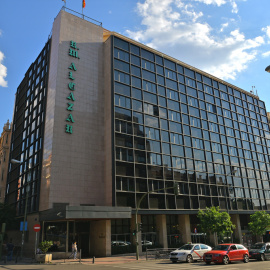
[
  {"left": 178, "top": 244, "right": 194, "bottom": 250},
  {"left": 212, "top": 245, "right": 230, "bottom": 251},
  {"left": 251, "top": 244, "right": 265, "bottom": 250}
]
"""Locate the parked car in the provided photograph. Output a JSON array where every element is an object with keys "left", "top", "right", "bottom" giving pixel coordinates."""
[
  {"left": 203, "top": 244, "right": 249, "bottom": 265},
  {"left": 111, "top": 241, "right": 131, "bottom": 246},
  {"left": 249, "top": 242, "right": 270, "bottom": 261},
  {"left": 142, "top": 240, "right": 152, "bottom": 246},
  {"left": 170, "top": 243, "right": 212, "bottom": 263}
]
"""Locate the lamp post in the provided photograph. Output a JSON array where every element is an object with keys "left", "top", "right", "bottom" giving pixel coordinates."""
[
  {"left": 134, "top": 183, "right": 179, "bottom": 260},
  {"left": 10, "top": 159, "right": 29, "bottom": 259}
]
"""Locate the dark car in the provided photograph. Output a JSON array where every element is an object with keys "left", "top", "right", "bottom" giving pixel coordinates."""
[
  {"left": 249, "top": 242, "right": 270, "bottom": 261},
  {"left": 203, "top": 244, "right": 249, "bottom": 265}
]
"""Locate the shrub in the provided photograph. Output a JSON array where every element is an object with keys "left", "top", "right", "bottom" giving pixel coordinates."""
[{"left": 39, "top": 241, "right": 53, "bottom": 254}]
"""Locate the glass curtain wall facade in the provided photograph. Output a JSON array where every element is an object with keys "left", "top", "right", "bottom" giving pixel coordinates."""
[
  {"left": 5, "top": 40, "right": 51, "bottom": 215},
  {"left": 112, "top": 36, "right": 270, "bottom": 212}
]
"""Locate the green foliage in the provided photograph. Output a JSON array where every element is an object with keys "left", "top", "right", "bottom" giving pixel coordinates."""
[
  {"left": 0, "top": 203, "right": 16, "bottom": 227},
  {"left": 39, "top": 240, "right": 53, "bottom": 254},
  {"left": 248, "top": 211, "right": 270, "bottom": 237},
  {"left": 197, "top": 207, "right": 235, "bottom": 236}
]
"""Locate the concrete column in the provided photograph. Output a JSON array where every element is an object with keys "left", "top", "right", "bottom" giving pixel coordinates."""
[
  {"left": 66, "top": 221, "right": 69, "bottom": 253},
  {"left": 90, "top": 220, "right": 111, "bottom": 257},
  {"left": 156, "top": 215, "right": 168, "bottom": 248},
  {"left": 178, "top": 214, "right": 191, "bottom": 243},
  {"left": 231, "top": 214, "right": 242, "bottom": 244},
  {"left": 131, "top": 214, "right": 142, "bottom": 254}
]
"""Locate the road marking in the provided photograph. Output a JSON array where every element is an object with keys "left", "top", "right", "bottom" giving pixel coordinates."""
[{"left": 108, "top": 264, "right": 239, "bottom": 270}]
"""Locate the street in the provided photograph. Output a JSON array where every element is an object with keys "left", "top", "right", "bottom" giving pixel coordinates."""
[{"left": 1, "top": 259, "right": 270, "bottom": 270}]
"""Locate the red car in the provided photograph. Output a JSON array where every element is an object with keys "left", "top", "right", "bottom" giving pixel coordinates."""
[{"left": 203, "top": 244, "right": 249, "bottom": 265}]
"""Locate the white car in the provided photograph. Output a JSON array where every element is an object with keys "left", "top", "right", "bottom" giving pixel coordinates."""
[
  {"left": 142, "top": 240, "right": 152, "bottom": 246},
  {"left": 170, "top": 243, "right": 212, "bottom": 263}
]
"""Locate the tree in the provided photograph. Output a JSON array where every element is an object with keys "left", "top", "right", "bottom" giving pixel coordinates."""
[
  {"left": 0, "top": 203, "right": 16, "bottom": 227},
  {"left": 248, "top": 211, "right": 270, "bottom": 240},
  {"left": 197, "top": 206, "right": 235, "bottom": 245}
]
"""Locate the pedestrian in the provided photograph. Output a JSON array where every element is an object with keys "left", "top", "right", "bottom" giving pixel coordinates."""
[
  {"left": 69, "top": 241, "right": 77, "bottom": 259},
  {"left": 6, "top": 239, "right": 14, "bottom": 261}
]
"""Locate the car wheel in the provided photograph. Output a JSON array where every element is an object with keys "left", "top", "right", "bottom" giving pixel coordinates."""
[
  {"left": 243, "top": 254, "right": 249, "bottom": 263},
  {"left": 259, "top": 254, "right": 265, "bottom": 261},
  {"left": 186, "top": 254, "right": 193, "bottom": 263},
  {"left": 222, "top": 255, "right": 229, "bottom": 265},
  {"left": 205, "top": 262, "right": 211, "bottom": 265}
]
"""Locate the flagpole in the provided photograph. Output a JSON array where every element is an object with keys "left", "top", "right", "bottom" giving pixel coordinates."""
[{"left": 82, "top": 0, "right": 85, "bottom": 19}]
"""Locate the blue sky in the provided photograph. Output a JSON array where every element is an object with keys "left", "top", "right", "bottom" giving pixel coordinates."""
[{"left": 0, "top": 0, "right": 270, "bottom": 129}]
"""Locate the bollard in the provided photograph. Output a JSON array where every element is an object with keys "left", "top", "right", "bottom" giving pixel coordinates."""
[
  {"left": 146, "top": 247, "right": 148, "bottom": 261},
  {"left": 79, "top": 249, "right": 81, "bottom": 263},
  {"left": 92, "top": 256, "right": 95, "bottom": 264}
]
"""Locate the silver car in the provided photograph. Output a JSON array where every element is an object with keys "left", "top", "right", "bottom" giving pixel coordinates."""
[{"left": 170, "top": 243, "right": 212, "bottom": 263}]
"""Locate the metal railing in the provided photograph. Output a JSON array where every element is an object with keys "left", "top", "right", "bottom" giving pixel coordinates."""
[
  {"left": 145, "top": 248, "right": 175, "bottom": 260},
  {"left": 61, "top": 6, "right": 102, "bottom": 26}
]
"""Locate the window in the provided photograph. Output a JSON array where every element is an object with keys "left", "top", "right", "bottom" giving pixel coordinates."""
[
  {"left": 186, "top": 78, "right": 196, "bottom": 88},
  {"left": 114, "top": 48, "right": 129, "bottom": 62},
  {"left": 190, "top": 117, "right": 201, "bottom": 128},
  {"left": 167, "top": 89, "right": 179, "bottom": 101},
  {"left": 114, "top": 70, "right": 130, "bottom": 84},
  {"left": 141, "top": 49, "right": 154, "bottom": 62},
  {"left": 156, "top": 65, "right": 164, "bottom": 75},
  {"left": 148, "top": 153, "right": 162, "bottom": 165},
  {"left": 168, "top": 110, "right": 181, "bottom": 122},
  {"left": 144, "top": 103, "right": 158, "bottom": 116},
  {"left": 192, "top": 138, "right": 204, "bottom": 149},
  {"left": 142, "top": 59, "right": 155, "bottom": 72},
  {"left": 143, "top": 81, "right": 156, "bottom": 93},
  {"left": 131, "top": 65, "right": 141, "bottom": 77},
  {"left": 145, "top": 127, "right": 160, "bottom": 140},
  {"left": 115, "top": 95, "right": 131, "bottom": 109},
  {"left": 170, "top": 133, "right": 183, "bottom": 145},
  {"left": 172, "top": 157, "right": 185, "bottom": 169},
  {"left": 165, "top": 68, "right": 177, "bottom": 80},
  {"left": 115, "top": 59, "right": 130, "bottom": 73}
]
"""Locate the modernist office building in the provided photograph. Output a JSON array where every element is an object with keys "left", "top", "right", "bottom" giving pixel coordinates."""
[{"left": 6, "top": 9, "right": 270, "bottom": 256}]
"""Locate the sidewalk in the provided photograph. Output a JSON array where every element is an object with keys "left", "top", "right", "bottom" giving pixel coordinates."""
[{"left": 0, "top": 254, "right": 151, "bottom": 265}]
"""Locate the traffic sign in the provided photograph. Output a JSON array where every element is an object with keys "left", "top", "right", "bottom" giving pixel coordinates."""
[{"left": 33, "top": 224, "right": 41, "bottom": 232}]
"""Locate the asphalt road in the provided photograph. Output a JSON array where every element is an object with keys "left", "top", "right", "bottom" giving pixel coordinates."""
[{"left": 1, "top": 259, "right": 270, "bottom": 270}]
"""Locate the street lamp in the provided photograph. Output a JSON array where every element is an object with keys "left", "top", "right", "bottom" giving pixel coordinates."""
[
  {"left": 265, "top": 65, "right": 270, "bottom": 73},
  {"left": 10, "top": 158, "right": 29, "bottom": 259}
]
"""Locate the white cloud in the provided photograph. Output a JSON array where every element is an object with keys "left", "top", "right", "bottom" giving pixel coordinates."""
[
  {"left": 126, "top": 0, "right": 265, "bottom": 80},
  {"left": 194, "top": 0, "right": 238, "bottom": 13},
  {"left": 262, "top": 51, "right": 270, "bottom": 58},
  {"left": 220, "top": 22, "right": 229, "bottom": 32},
  {"left": 0, "top": 51, "right": 7, "bottom": 88},
  {"left": 194, "top": 0, "right": 226, "bottom": 6},
  {"left": 262, "top": 26, "right": 270, "bottom": 38}
]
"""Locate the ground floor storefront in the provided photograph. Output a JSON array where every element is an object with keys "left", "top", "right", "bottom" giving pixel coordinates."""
[{"left": 10, "top": 206, "right": 253, "bottom": 258}]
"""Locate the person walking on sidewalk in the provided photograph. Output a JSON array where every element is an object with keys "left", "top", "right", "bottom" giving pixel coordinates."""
[
  {"left": 6, "top": 239, "right": 14, "bottom": 261},
  {"left": 69, "top": 241, "right": 77, "bottom": 259}
]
